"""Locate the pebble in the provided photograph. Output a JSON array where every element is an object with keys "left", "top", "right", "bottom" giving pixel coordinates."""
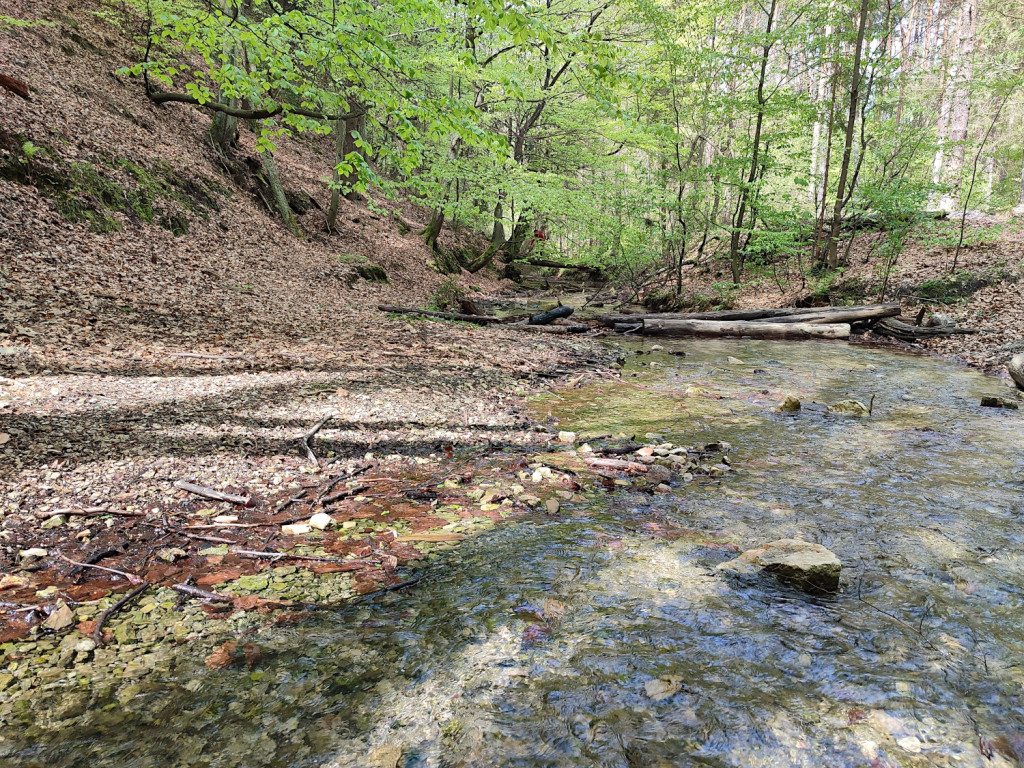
[
  {"left": 281, "top": 523, "right": 311, "bottom": 535},
  {"left": 308, "top": 513, "right": 334, "bottom": 530}
]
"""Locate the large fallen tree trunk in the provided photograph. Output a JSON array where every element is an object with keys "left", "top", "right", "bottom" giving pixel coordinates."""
[
  {"left": 599, "top": 303, "right": 900, "bottom": 326},
  {"left": 378, "top": 305, "right": 502, "bottom": 325},
  {"left": 873, "top": 317, "right": 978, "bottom": 341},
  {"left": 765, "top": 306, "right": 901, "bottom": 325},
  {"left": 643, "top": 319, "right": 851, "bottom": 340},
  {"left": 515, "top": 258, "right": 603, "bottom": 273}
]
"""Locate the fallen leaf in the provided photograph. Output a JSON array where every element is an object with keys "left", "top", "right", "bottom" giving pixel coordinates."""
[
  {"left": 0, "top": 574, "right": 29, "bottom": 590},
  {"left": 76, "top": 620, "right": 98, "bottom": 635},
  {"left": 196, "top": 568, "right": 242, "bottom": 586},
  {"left": 205, "top": 640, "right": 238, "bottom": 669},
  {"left": 42, "top": 602, "right": 75, "bottom": 632},
  {"left": 232, "top": 594, "right": 261, "bottom": 611}
]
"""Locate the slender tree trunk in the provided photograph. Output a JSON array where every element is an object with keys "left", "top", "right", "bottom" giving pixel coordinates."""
[
  {"left": 810, "top": 59, "right": 828, "bottom": 207},
  {"left": 326, "top": 118, "right": 345, "bottom": 232},
  {"left": 813, "top": 67, "right": 839, "bottom": 264},
  {"left": 728, "top": 0, "right": 777, "bottom": 284},
  {"left": 825, "top": 0, "right": 870, "bottom": 269},
  {"left": 210, "top": 1, "right": 239, "bottom": 152},
  {"left": 939, "top": 0, "right": 978, "bottom": 212},
  {"left": 261, "top": 151, "right": 302, "bottom": 237},
  {"left": 1016, "top": 156, "right": 1024, "bottom": 215}
]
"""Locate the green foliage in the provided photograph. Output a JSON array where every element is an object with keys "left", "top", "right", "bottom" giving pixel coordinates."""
[
  {"left": 427, "top": 277, "right": 465, "bottom": 311},
  {"left": 0, "top": 14, "right": 54, "bottom": 28}
]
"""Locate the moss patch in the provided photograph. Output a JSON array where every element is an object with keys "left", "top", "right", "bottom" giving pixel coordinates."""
[{"left": 0, "top": 128, "right": 223, "bottom": 234}]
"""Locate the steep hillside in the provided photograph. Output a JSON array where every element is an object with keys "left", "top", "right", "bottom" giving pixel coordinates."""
[{"left": 1, "top": 0, "right": 508, "bottom": 376}]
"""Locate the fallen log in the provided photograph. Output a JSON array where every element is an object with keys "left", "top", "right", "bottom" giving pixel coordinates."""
[
  {"left": 643, "top": 319, "right": 851, "bottom": 340},
  {"left": 585, "top": 457, "right": 650, "bottom": 473},
  {"left": 378, "top": 304, "right": 502, "bottom": 325},
  {"left": 528, "top": 305, "right": 574, "bottom": 325},
  {"left": 765, "top": 306, "right": 900, "bottom": 325},
  {"left": 600, "top": 303, "right": 900, "bottom": 327},
  {"left": 516, "top": 324, "right": 590, "bottom": 334},
  {"left": 873, "top": 317, "right": 978, "bottom": 341},
  {"left": 515, "top": 258, "right": 602, "bottom": 273}
]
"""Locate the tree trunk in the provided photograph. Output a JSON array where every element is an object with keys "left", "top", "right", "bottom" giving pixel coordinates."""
[
  {"left": 326, "top": 117, "right": 345, "bottom": 232},
  {"left": 209, "top": 0, "right": 239, "bottom": 152},
  {"left": 599, "top": 303, "right": 899, "bottom": 326},
  {"left": 261, "top": 151, "right": 302, "bottom": 237},
  {"left": 423, "top": 209, "right": 445, "bottom": 250},
  {"left": 825, "top": 0, "right": 870, "bottom": 269},
  {"left": 939, "top": 0, "right": 978, "bottom": 213},
  {"left": 728, "top": 0, "right": 777, "bottom": 284},
  {"left": 642, "top": 318, "right": 851, "bottom": 340}
]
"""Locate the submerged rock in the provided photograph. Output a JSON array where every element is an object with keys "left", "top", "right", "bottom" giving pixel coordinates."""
[
  {"left": 646, "top": 464, "right": 672, "bottom": 486},
  {"left": 717, "top": 538, "right": 842, "bottom": 593},
  {"left": 981, "top": 396, "right": 1019, "bottom": 410},
  {"left": 827, "top": 399, "right": 869, "bottom": 417},
  {"left": 778, "top": 395, "right": 801, "bottom": 412}
]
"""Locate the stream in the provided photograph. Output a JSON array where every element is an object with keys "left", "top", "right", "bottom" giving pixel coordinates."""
[{"left": 3, "top": 339, "right": 1024, "bottom": 767}]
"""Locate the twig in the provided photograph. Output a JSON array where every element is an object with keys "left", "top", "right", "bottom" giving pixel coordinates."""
[
  {"left": 302, "top": 415, "right": 332, "bottom": 466},
  {"left": 170, "top": 352, "right": 246, "bottom": 361},
  {"left": 92, "top": 582, "right": 150, "bottom": 646},
  {"left": 35, "top": 507, "right": 145, "bottom": 520},
  {"left": 174, "top": 481, "right": 251, "bottom": 506},
  {"left": 58, "top": 553, "right": 145, "bottom": 584},
  {"left": 320, "top": 484, "right": 370, "bottom": 505},
  {"left": 171, "top": 583, "right": 233, "bottom": 602},
  {"left": 182, "top": 533, "right": 239, "bottom": 544}
]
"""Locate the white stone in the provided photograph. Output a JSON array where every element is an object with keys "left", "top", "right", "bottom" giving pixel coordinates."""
[
  {"left": 308, "top": 513, "right": 334, "bottom": 530},
  {"left": 281, "top": 523, "right": 311, "bottom": 535}
]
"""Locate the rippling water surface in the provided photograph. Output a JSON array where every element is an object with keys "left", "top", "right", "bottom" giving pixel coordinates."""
[{"left": 4, "top": 339, "right": 1024, "bottom": 767}]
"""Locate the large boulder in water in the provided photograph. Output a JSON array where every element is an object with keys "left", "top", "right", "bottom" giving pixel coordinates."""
[
  {"left": 716, "top": 538, "right": 842, "bottom": 594},
  {"left": 1010, "top": 353, "right": 1024, "bottom": 391}
]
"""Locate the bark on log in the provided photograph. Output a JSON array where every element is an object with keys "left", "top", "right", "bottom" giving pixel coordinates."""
[
  {"left": 0, "top": 73, "right": 31, "bottom": 101},
  {"left": 529, "top": 306, "right": 574, "bottom": 325},
  {"left": 515, "top": 324, "right": 590, "bottom": 334},
  {"left": 873, "top": 317, "right": 978, "bottom": 340},
  {"left": 378, "top": 304, "right": 502, "bottom": 325},
  {"left": 1008, "top": 353, "right": 1024, "bottom": 390},
  {"left": 600, "top": 303, "right": 900, "bottom": 326},
  {"left": 515, "top": 258, "right": 603, "bottom": 273},
  {"left": 643, "top": 319, "right": 851, "bottom": 340},
  {"left": 764, "top": 306, "right": 901, "bottom": 325}
]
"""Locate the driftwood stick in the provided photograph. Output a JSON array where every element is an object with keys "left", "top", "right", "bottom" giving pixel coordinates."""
[
  {"left": 874, "top": 317, "right": 979, "bottom": 340},
  {"left": 528, "top": 305, "right": 575, "bottom": 325},
  {"left": 600, "top": 303, "right": 901, "bottom": 326},
  {"left": 174, "top": 481, "right": 251, "bottom": 506},
  {"left": 302, "top": 415, "right": 332, "bottom": 466},
  {"left": 584, "top": 458, "right": 650, "bottom": 473},
  {"left": 172, "top": 583, "right": 233, "bottom": 602},
  {"left": 58, "top": 553, "right": 145, "bottom": 584},
  {"left": 92, "top": 582, "right": 150, "bottom": 646},
  {"left": 515, "top": 324, "right": 590, "bottom": 334}
]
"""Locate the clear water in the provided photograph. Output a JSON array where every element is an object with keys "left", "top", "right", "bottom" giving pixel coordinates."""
[{"left": 3, "top": 339, "right": 1023, "bottom": 767}]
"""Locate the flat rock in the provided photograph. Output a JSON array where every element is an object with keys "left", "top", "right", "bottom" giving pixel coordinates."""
[
  {"left": 827, "top": 399, "right": 869, "bottom": 417},
  {"left": 308, "top": 512, "right": 334, "bottom": 530},
  {"left": 717, "top": 538, "right": 842, "bottom": 593},
  {"left": 646, "top": 464, "right": 672, "bottom": 485},
  {"left": 981, "top": 396, "right": 1018, "bottom": 410}
]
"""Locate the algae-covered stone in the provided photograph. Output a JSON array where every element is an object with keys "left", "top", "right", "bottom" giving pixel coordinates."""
[
  {"left": 980, "top": 396, "right": 1018, "bottom": 410},
  {"left": 827, "top": 399, "right": 869, "bottom": 417},
  {"left": 717, "top": 538, "right": 842, "bottom": 593},
  {"left": 778, "top": 395, "right": 801, "bottom": 412}
]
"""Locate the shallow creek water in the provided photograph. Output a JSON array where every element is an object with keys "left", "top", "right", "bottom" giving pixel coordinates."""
[{"left": 4, "top": 339, "right": 1024, "bottom": 767}]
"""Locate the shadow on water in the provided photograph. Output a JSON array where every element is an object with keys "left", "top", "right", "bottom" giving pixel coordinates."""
[{"left": 4, "top": 339, "right": 1024, "bottom": 767}]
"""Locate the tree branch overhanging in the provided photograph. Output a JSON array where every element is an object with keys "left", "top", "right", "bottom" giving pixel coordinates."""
[{"left": 145, "top": 88, "right": 363, "bottom": 122}]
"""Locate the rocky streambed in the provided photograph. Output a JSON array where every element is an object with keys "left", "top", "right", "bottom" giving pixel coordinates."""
[{"left": 2, "top": 337, "right": 1024, "bottom": 767}]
